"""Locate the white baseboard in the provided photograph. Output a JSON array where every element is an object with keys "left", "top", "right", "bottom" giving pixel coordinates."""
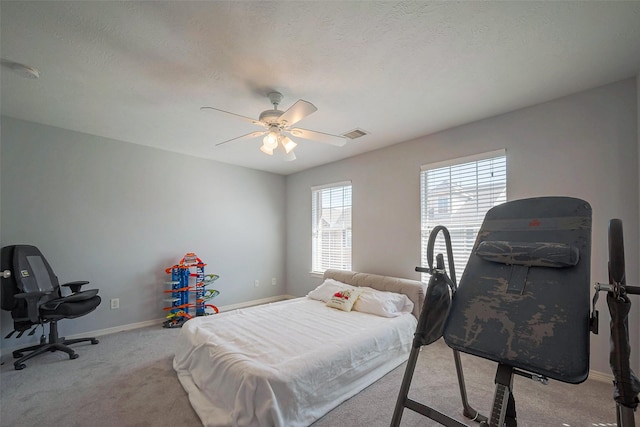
[
  {"left": 84, "top": 295, "right": 296, "bottom": 338},
  {"left": 1, "top": 295, "right": 295, "bottom": 360},
  {"left": 212, "top": 294, "right": 296, "bottom": 312},
  {"left": 589, "top": 369, "right": 613, "bottom": 383},
  {"left": 76, "top": 318, "right": 166, "bottom": 339}
]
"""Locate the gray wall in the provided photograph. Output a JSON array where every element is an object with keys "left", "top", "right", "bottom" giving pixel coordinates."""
[
  {"left": 285, "top": 78, "right": 639, "bottom": 376},
  {"left": 1, "top": 117, "right": 286, "bottom": 349}
]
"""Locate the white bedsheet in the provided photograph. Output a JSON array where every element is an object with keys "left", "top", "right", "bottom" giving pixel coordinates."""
[{"left": 173, "top": 297, "right": 417, "bottom": 427}]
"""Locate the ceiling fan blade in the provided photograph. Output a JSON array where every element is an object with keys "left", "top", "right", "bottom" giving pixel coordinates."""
[
  {"left": 215, "top": 131, "right": 266, "bottom": 147},
  {"left": 288, "top": 128, "right": 347, "bottom": 147},
  {"left": 201, "top": 106, "right": 263, "bottom": 127},
  {"left": 278, "top": 100, "right": 317, "bottom": 127}
]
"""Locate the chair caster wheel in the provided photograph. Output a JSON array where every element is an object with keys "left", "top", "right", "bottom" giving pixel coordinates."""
[
  {"left": 15, "top": 363, "right": 26, "bottom": 370},
  {"left": 91, "top": 339, "right": 99, "bottom": 345},
  {"left": 70, "top": 353, "right": 79, "bottom": 360}
]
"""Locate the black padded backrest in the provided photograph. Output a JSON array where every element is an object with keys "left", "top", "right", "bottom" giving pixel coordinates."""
[
  {"left": 1, "top": 245, "right": 62, "bottom": 328},
  {"left": 22, "top": 256, "right": 56, "bottom": 293},
  {"left": 2, "top": 245, "right": 61, "bottom": 307},
  {"left": 14, "top": 245, "right": 60, "bottom": 294},
  {"left": 443, "top": 196, "right": 592, "bottom": 384}
]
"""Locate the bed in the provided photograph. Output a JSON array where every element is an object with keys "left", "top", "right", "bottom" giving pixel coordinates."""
[{"left": 173, "top": 269, "right": 426, "bottom": 427}]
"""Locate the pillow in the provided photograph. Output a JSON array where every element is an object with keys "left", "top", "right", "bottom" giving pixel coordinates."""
[
  {"left": 353, "top": 287, "right": 414, "bottom": 318},
  {"left": 307, "top": 279, "right": 354, "bottom": 302},
  {"left": 326, "top": 287, "right": 363, "bottom": 312}
]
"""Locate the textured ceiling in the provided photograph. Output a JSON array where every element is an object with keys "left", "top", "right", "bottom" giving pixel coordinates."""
[{"left": 2, "top": 1, "right": 640, "bottom": 175}]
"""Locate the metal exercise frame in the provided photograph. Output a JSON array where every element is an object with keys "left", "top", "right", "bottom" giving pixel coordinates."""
[
  {"left": 391, "top": 196, "right": 593, "bottom": 427},
  {"left": 391, "top": 226, "right": 488, "bottom": 427},
  {"left": 591, "top": 219, "right": 639, "bottom": 427}
]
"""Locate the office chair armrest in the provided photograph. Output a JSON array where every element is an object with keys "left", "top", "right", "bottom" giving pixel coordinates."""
[
  {"left": 14, "top": 291, "right": 51, "bottom": 323},
  {"left": 61, "top": 281, "right": 90, "bottom": 293}
]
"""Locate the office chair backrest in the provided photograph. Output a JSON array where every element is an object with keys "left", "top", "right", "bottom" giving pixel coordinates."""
[
  {"left": 16, "top": 247, "right": 59, "bottom": 293},
  {"left": 4, "top": 245, "right": 61, "bottom": 296},
  {"left": 1, "top": 245, "right": 62, "bottom": 328}
]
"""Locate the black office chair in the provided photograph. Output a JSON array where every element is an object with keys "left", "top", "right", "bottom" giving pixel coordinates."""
[{"left": 1, "top": 245, "right": 101, "bottom": 370}]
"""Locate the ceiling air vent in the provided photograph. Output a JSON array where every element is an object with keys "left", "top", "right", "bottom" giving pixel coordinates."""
[{"left": 342, "top": 128, "right": 368, "bottom": 140}]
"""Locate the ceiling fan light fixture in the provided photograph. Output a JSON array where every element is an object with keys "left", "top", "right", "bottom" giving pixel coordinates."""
[
  {"left": 263, "top": 129, "right": 279, "bottom": 149},
  {"left": 260, "top": 144, "right": 274, "bottom": 155},
  {"left": 280, "top": 136, "right": 297, "bottom": 154}
]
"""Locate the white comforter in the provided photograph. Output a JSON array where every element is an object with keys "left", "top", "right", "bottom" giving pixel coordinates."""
[{"left": 173, "top": 297, "right": 417, "bottom": 427}]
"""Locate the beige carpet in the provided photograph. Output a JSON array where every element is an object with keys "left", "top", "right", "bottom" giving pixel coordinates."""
[{"left": 0, "top": 325, "right": 633, "bottom": 426}]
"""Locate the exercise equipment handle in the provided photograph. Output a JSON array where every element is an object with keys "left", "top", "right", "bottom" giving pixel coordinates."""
[{"left": 625, "top": 285, "right": 640, "bottom": 295}]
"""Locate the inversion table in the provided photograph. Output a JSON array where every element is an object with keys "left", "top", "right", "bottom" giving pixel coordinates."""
[{"left": 392, "top": 196, "right": 592, "bottom": 426}]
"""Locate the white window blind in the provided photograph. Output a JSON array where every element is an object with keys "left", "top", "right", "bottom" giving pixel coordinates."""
[
  {"left": 420, "top": 150, "right": 506, "bottom": 281},
  {"left": 312, "top": 182, "right": 352, "bottom": 273}
]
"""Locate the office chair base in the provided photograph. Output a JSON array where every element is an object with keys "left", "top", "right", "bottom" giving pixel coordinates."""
[
  {"left": 11, "top": 321, "right": 99, "bottom": 370},
  {"left": 12, "top": 338, "right": 99, "bottom": 370}
]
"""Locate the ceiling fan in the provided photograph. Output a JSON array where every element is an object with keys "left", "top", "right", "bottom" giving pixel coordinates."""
[{"left": 201, "top": 92, "right": 346, "bottom": 161}]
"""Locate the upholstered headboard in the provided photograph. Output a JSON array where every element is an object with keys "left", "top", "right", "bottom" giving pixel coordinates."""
[{"left": 323, "top": 269, "right": 426, "bottom": 319}]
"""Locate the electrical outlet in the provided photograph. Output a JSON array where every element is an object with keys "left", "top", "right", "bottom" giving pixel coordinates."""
[
  {"left": 110, "top": 298, "right": 119, "bottom": 309},
  {"left": 254, "top": 280, "right": 260, "bottom": 287},
  {"left": 271, "top": 278, "right": 276, "bottom": 286}
]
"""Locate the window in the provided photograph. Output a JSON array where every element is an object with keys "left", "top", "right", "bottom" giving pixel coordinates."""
[
  {"left": 312, "top": 181, "right": 352, "bottom": 273},
  {"left": 420, "top": 150, "right": 506, "bottom": 281}
]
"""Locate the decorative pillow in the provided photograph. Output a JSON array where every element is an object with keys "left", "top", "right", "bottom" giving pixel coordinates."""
[
  {"left": 326, "top": 288, "right": 363, "bottom": 312},
  {"left": 353, "top": 287, "right": 414, "bottom": 318},
  {"left": 307, "top": 279, "right": 354, "bottom": 302}
]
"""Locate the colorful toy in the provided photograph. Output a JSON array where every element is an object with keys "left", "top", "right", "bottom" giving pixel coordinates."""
[{"left": 162, "top": 253, "right": 220, "bottom": 328}]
